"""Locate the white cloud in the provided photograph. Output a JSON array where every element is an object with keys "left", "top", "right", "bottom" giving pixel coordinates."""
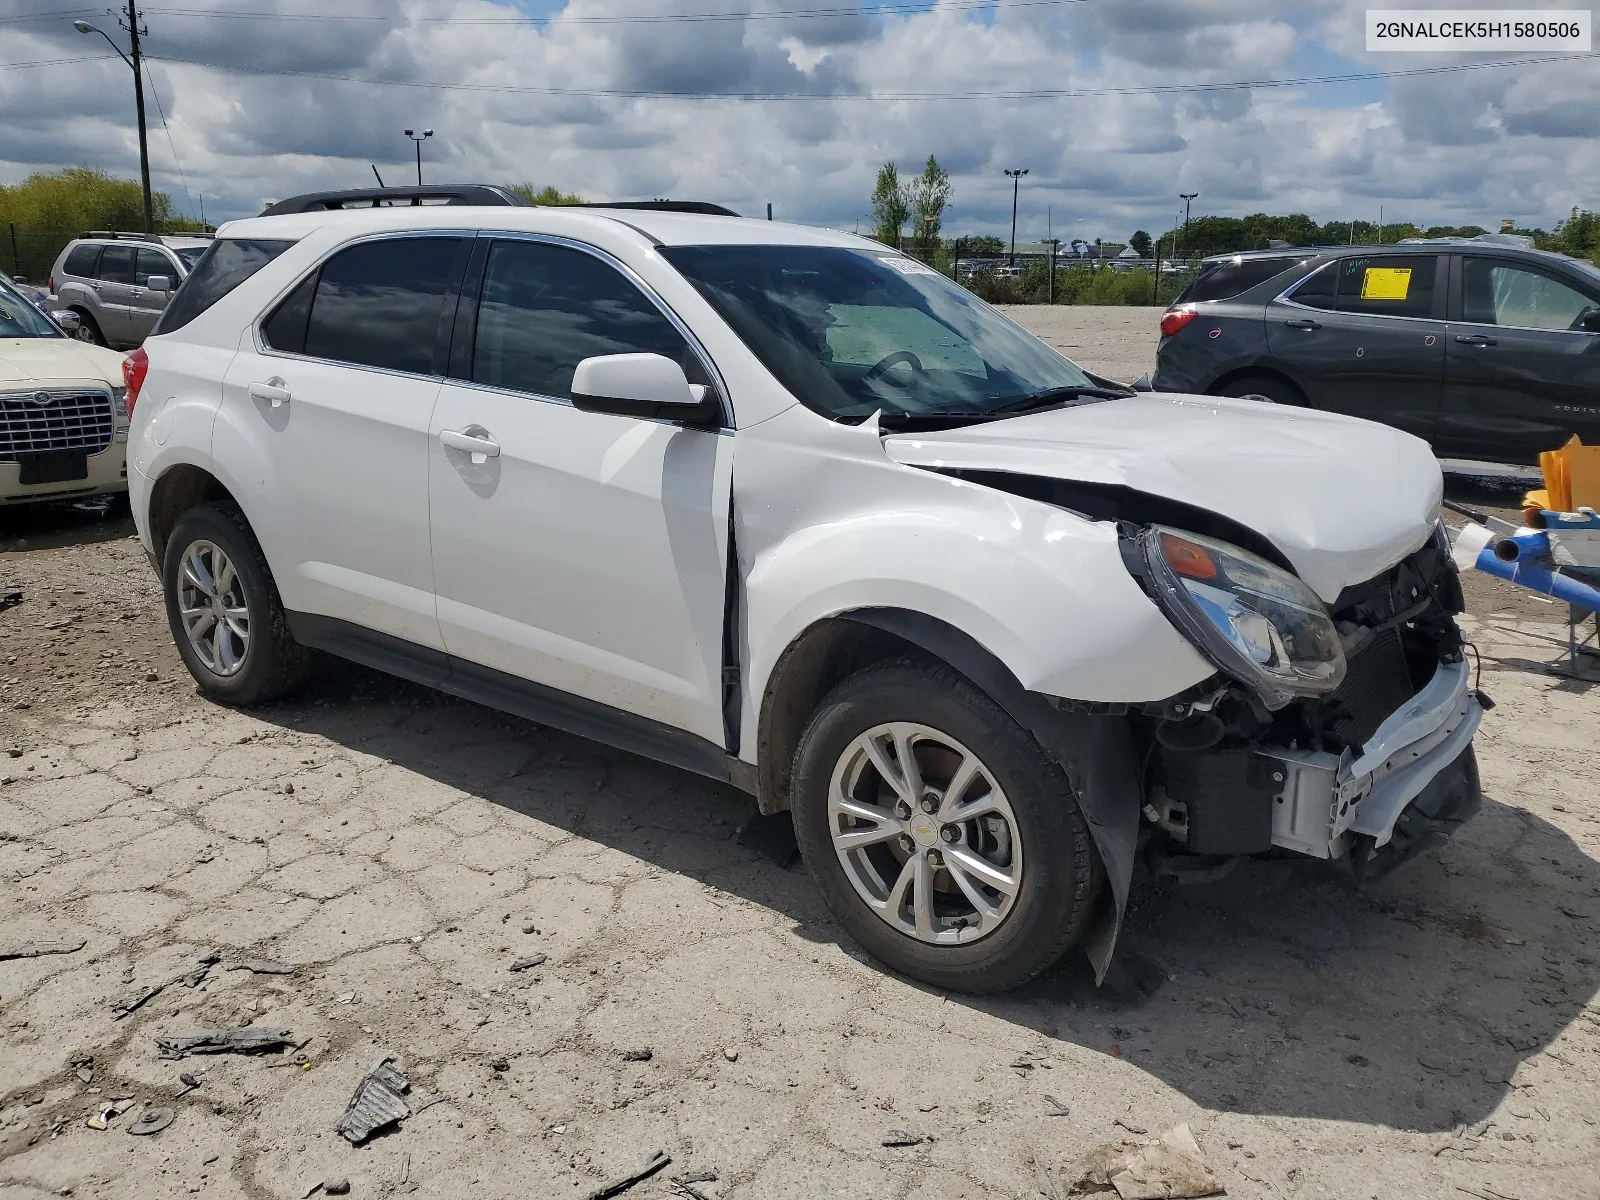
[{"left": 1, "top": 0, "right": 1594, "bottom": 239}]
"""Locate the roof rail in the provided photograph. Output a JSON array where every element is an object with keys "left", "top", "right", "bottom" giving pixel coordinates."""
[
  {"left": 79, "top": 230, "right": 165, "bottom": 243},
  {"left": 579, "top": 201, "right": 741, "bottom": 217}
]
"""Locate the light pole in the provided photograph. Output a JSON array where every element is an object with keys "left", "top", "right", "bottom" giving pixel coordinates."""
[
  {"left": 1005, "top": 168, "right": 1028, "bottom": 268},
  {"left": 75, "top": 5, "right": 153, "bottom": 235},
  {"left": 1178, "top": 191, "right": 1198, "bottom": 264},
  {"left": 403, "top": 128, "right": 433, "bottom": 186}
]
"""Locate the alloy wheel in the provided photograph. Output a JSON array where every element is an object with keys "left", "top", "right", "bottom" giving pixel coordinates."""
[
  {"left": 828, "top": 722, "right": 1023, "bottom": 945},
  {"left": 176, "top": 539, "right": 250, "bottom": 677}
]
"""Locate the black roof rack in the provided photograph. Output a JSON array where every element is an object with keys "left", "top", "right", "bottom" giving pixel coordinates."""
[
  {"left": 259, "top": 185, "right": 528, "bottom": 216},
  {"left": 578, "top": 201, "right": 741, "bottom": 217},
  {"left": 78, "top": 230, "right": 213, "bottom": 242}
]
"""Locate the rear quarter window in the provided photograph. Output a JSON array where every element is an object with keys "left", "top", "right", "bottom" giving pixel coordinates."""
[
  {"left": 1177, "top": 256, "right": 1304, "bottom": 303},
  {"left": 154, "top": 238, "right": 297, "bottom": 335},
  {"left": 63, "top": 243, "right": 101, "bottom": 276}
]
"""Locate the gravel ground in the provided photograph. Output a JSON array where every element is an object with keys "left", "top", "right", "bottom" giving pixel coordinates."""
[{"left": 2, "top": 311, "right": 1598, "bottom": 1199}]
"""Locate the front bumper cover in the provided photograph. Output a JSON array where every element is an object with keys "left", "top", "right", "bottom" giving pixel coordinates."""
[{"left": 1260, "top": 657, "right": 1484, "bottom": 860}]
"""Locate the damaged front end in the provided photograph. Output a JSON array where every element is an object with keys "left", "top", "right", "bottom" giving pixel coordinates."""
[{"left": 1123, "top": 520, "right": 1487, "bottom": 881}]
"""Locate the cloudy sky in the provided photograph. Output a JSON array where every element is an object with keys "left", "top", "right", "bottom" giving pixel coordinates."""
[{"left": 1, "top": 0, "right": 1595, "bottom": 240}]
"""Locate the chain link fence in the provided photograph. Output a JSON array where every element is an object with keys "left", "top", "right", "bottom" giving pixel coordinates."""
[{"left": 5, "top": 226, "right": 82, "bottom": 288}]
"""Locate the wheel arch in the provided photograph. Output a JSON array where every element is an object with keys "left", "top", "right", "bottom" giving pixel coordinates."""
[
  {"left": 147, "top": 463, "right": 242, "bottom": 563},
  {"left": 1207, "top": 365, "right": 1310, "bottom": 405},
  {"left": 756, "top": 606, "right": 1146, "bottom": 984}
]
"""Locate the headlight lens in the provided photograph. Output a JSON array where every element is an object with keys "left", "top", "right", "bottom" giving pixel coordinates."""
[{"left": 1140, "top": 526, "right": 1345, "bottom": 709}]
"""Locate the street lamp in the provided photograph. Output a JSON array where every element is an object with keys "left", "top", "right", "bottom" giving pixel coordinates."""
[
  {"left": 1005, "top": 168, "right": 1028, "bottom": 268},
  {"left": 75, "top": 8, "right": 153, "bottom": 234},
  {"left": 403, "top": 128, "right": 433, "bottom": 186},
  {"left": 1179, "top": 191, "right": 1199, "bottom": 263}
]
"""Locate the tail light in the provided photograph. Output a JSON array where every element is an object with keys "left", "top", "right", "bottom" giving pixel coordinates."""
[
  {"left": 48, "top": 274, "right": 56, "bottom": 295},
  {"left": 1159, "top": 306, "right": 1198, "bottom": 338},
  {"left": 122, "top": 346, "right": 150, "bottom": 415}
]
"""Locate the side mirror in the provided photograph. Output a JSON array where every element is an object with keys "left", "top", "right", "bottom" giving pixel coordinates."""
[
  {"left": 52, "top": 310, "right": 81, "bottom": 333},
  {"left": 570, "top": 353, "right": 720, "bottom": 425},
  {"left": 145, "top": 275, "right": 171, "bottom": 294},
  {"left": 1130, "top": 373, "right": 1154, "bottom": 392},
  {"left": 1580, "top": 306, "right": 1600, "bottom": 333}
]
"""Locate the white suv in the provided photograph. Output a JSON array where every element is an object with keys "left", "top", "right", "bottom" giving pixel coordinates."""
[{"left": 127, "top": 207, "right": 1486, "bottom": 992}]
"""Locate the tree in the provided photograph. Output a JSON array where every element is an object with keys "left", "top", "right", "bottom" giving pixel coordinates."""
[
  {"left": 509, "top": 183, "right": 584, "bottom": 206},
  {"left": 1128, "top": 230, "right": 1152, "bottom": 258},
  {"left": 870, "top": 162, "right": 909, "bottom": 248},
  {"left": 964, "top": 235, "right": 1005, "bottom": 256},
  {"left": 1551, "top": 208, "right": 1600, "bottom": 260},
  {"left": 906, "top": 155, "right": 951, "bottom": 260}
]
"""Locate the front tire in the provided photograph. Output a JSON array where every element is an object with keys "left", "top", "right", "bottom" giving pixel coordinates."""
[
  {"left": 72, "top": 310, "right": 107, "bottom": 346},
  {"left": 791, "top": 659, "right": 1103, "bottom": 993},
  {"left": 162, "top": 503, "right": 315, "bottom": 705}
]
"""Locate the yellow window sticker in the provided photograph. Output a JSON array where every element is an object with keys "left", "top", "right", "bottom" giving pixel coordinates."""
[{"left": 1361, "top": 266, "right": 1412, "bottom": 301}]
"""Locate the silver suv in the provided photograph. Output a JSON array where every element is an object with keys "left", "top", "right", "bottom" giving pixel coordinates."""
[{"left": 49, "top": 232, "right": 213, "bottom": 348}]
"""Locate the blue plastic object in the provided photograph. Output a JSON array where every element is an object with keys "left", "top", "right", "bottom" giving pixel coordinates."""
[{"left": 1473, "top": 543, "right": 1600, "bottom": 610}]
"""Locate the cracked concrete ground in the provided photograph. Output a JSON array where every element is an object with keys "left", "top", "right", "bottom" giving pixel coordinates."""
[{"left": 3, "top": 308, "right": 1599, "bottom": 1200}]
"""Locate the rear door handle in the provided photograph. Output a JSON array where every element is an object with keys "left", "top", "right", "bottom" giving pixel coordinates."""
[
  {"left": 1454, "top": 334, "right": 1497, "bottom": 347},
  {"left": 1283, "top": 318, "right": 1321, "bottom": 330},
  {"left": 248, "top": 378, "right": 291, "bottom": 407},
  {"left": 440, "top": 428, "right": 500, "bottom": 464}
]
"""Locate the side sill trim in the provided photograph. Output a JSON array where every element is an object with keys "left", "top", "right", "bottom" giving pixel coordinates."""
[{"left": 286, "top": 611, "right": 757, "bottom": 794}]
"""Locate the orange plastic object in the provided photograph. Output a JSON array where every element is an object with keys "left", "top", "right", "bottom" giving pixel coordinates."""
[{"left": 1535, "top": 437, "right": 1600, "bottom": 514}]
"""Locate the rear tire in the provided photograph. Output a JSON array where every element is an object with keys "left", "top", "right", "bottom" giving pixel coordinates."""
[
  {"left": 71, "top": 310, "right": 107, "bottom": 347},
  {"left": 1216, "top": 374, "right": 1305, "bottom": 406},
  {"left": 791, "top": 658, "right": 1103, "bottom": 994},
  {"left": 162, "top": 503, "right": 316, "bottom": 705}
]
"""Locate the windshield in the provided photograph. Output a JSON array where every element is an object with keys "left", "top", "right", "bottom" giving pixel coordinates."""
[
  {"left": 0, "top": 281, "right": 60, "bottom": 338},
  {"left": 174, "top": 245, "right": 208, "bottom": 269},
  {"left": 660, "top": 244, "right": 1094, "bottom": 422}
]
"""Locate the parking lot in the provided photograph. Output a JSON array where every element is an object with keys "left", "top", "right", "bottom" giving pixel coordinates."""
[{"left": 2, "top": 307, "right": 1598, "bottom": 1200}]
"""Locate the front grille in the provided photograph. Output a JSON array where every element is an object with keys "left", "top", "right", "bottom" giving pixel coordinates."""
[
  {"left": 1327, "top": 627, "right": 1415, "bottom": 750},
  {"left": 0, "top": 389, "right": 116, "bottom": 461}
]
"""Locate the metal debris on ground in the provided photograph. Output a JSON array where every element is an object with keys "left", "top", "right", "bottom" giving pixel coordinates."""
[
  {"left": 669, "top": 1170, "right": 718, "bottom": 1200},
  {"left": 1044, "top": 1095, "right": 1071, "bottom": 1117},
  {"left": 86, "top": 1099, "right": 134, "bottom": 1130},
  {"left": 1069, "top": 1122, "right": 1223, "bottom": 1199},
  {"left": 1112, "top": 1118, "right": 1149, "bottom": 1136},
  {"left": 156, "top": 1027, "right": 293, "bottom": 1060},
  {"left": 581, "top": 1150, "right": 671, "bottom": 1200},
  {"left": 336, "top": 1057, "right": 411, "bottom": 1145},
  {"left": 227, "top": 958, "right": 294, "bottom": 975},
  {"left": 621, "top": 1048, "right": 653, "bottom": 1062},
  {"left": 0, "top": 588, "right": 21, "bottom": 611},
  {"left": 881, "top": 1130, "right": 924, "bottom": 1147},
  {"left": 127, "top": 1107, "right": 174, "bottom": 1136},
  {"left": 112, "top": 982, "right": 166, "bottom": 1019},
  {"left": 175, "top": 1073, "right": 201, "bottom": 1097},
  {"left": 0, "top": 937, "right": 86, "bottom": 961},
  {"left": 508, "top": 953, "right": 547, "bottom": 972}
]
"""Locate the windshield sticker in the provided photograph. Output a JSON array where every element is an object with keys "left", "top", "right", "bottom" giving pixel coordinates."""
[
  {"left": 1361, "top": 266, "right": 1413, "bottom": 301},
  {"left": 877, "top": 256, "right": 940, "bottom": 277}
]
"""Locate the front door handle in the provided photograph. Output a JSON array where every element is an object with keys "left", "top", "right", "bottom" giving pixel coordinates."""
[
  {"left": 440, "top": 428, "right": 500, "bottom": 464},
  {"left": 248, "top": 378, "right": 291, "bottom": 407},
  {"left": 1454, "top": 334, "right": 1497, "bottom": 347},
  {"left": 1283, "top": 318, "right": 1321, "bottom": 331}
]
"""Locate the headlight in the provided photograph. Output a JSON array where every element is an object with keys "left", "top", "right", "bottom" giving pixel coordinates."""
[{"left": 1138, "top": 526, "right": 1345, "bottom": 709}]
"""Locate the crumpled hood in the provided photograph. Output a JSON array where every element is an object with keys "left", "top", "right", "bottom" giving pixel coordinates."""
[
  {"left": 0, "top": 337, "right": 124, "bottom": 386},
  {"left": 881, "top": 392, "right": 1442, "bottom": 602}
]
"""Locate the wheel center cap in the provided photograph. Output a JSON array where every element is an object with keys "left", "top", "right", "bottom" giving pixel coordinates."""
[{"left": 908, "top": 815, "right": 938, "bottom": 847}]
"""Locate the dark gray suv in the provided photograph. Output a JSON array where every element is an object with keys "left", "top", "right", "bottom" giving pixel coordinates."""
[{"left": 1154, "top": 238, "right": 1600, "bottom": 465}]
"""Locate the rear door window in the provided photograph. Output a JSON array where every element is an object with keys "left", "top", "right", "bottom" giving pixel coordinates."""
[
  {"left": 63, "top": 243, "right": 101, "bottom": 276},
  {"left": 1177, "top": 256, "right": 1302, "bottom": 303},
  {"left": 1334, "top": 254, "right": 1441, "bottom": 319},
  {"left": 155, "top": 238, "right": 297, "bottom": 334},
  {"left": 1285, "top": 263, "right": 1337, "bottom": 309},
  {"left": 97, "top": 245, "right": 135, "bottom": 285},
  {"left": 302, "top": 236, "right": 466, "bottom": 376}
]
